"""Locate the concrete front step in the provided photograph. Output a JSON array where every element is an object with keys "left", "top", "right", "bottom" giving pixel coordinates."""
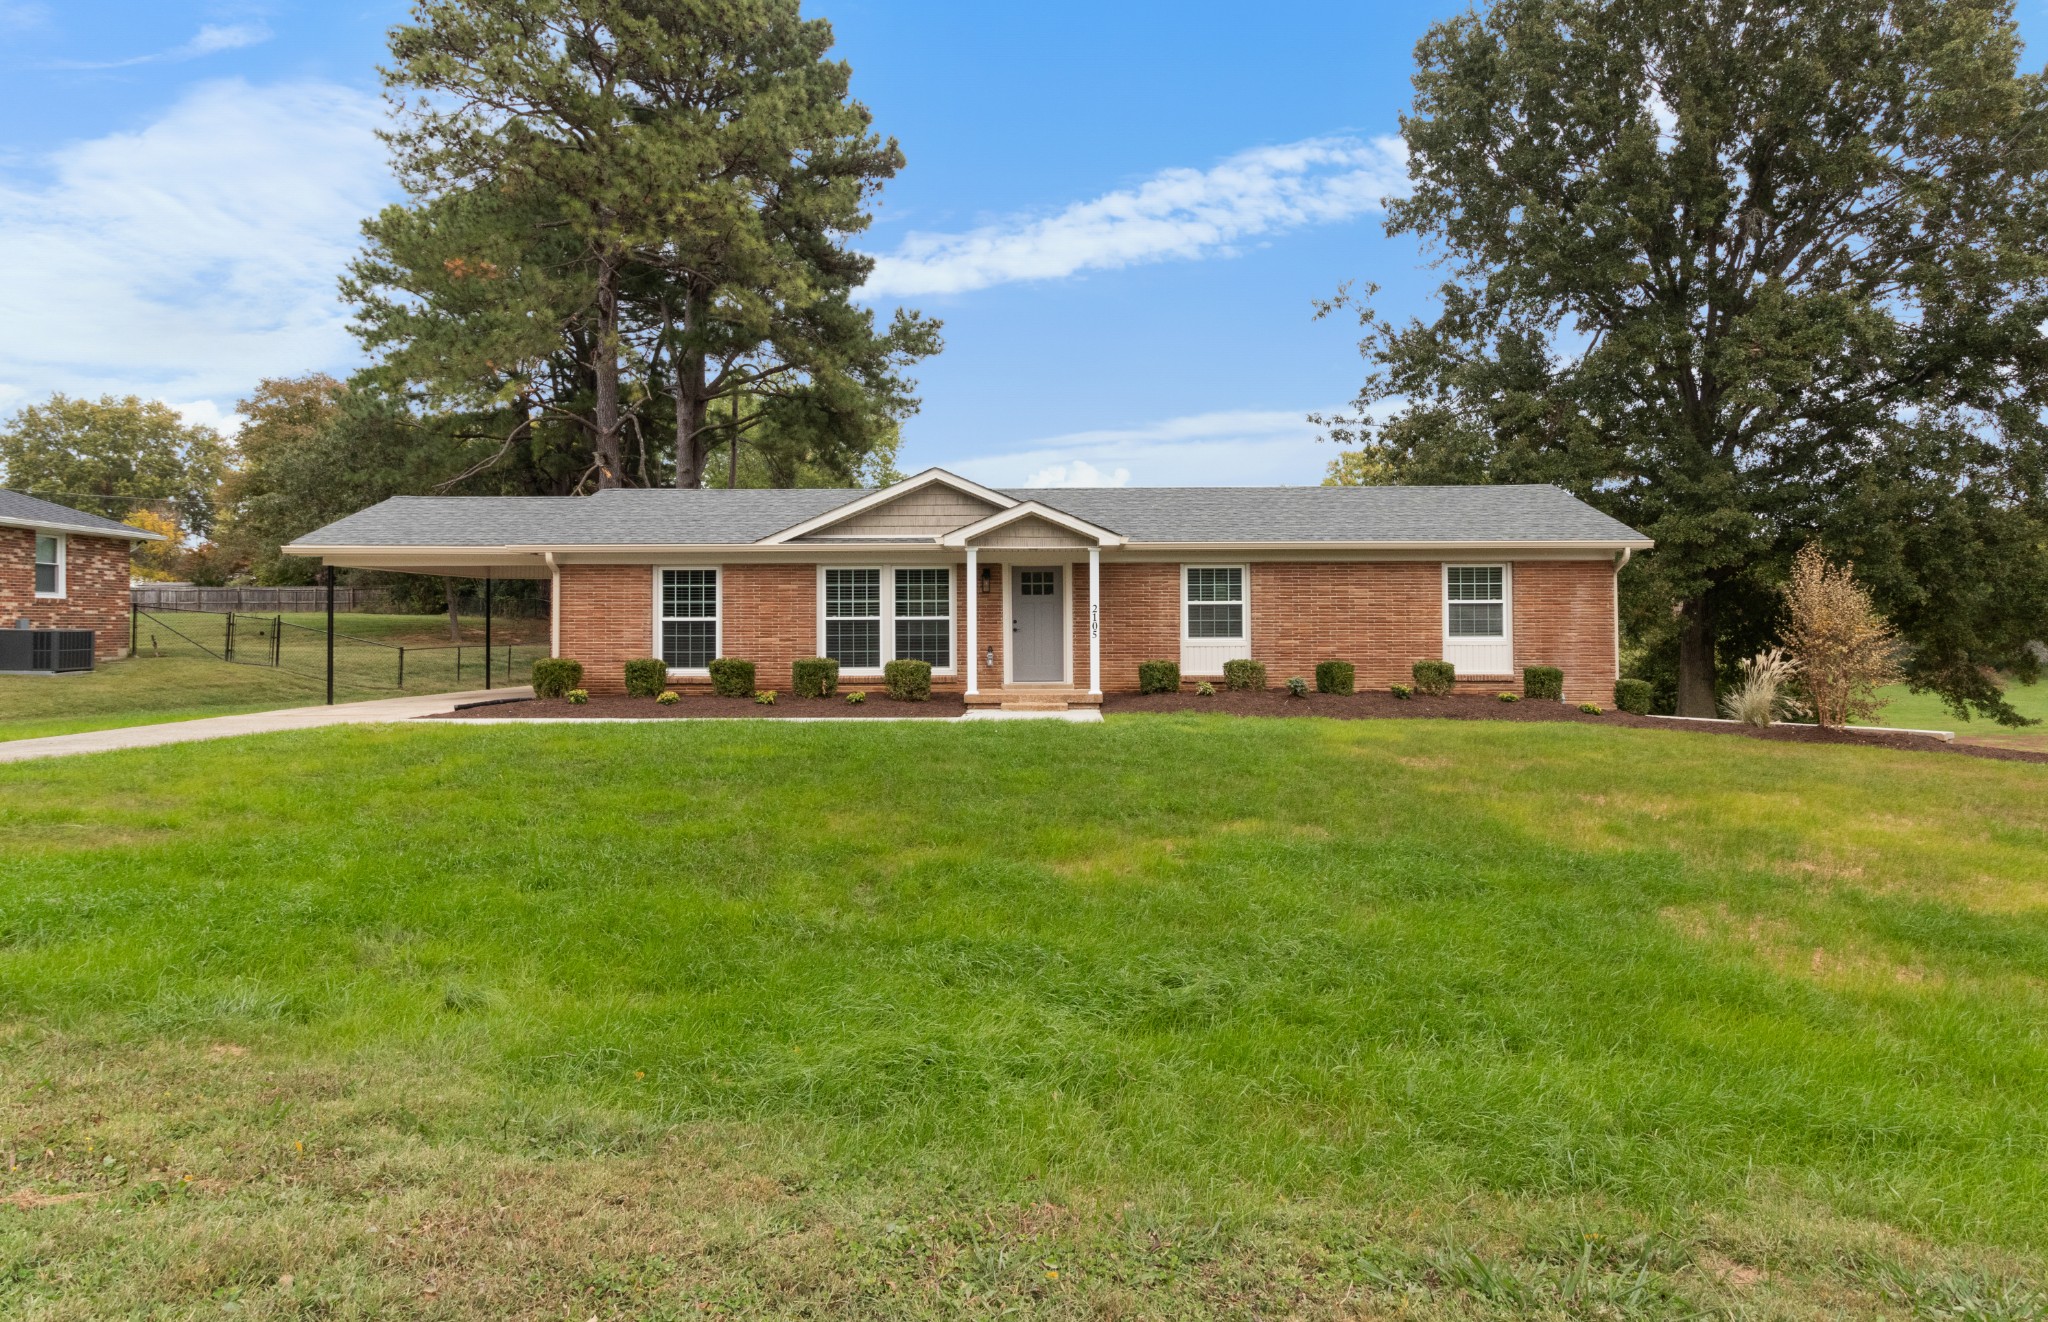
[{"left": 965, "top": 689, "right": 1104, "bottom": 709}]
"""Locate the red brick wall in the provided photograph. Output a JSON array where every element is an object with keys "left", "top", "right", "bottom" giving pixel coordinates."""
[
  {"left": 553, "top": 557, "right": 1618, "bottom": 701},
  {"left": 1509, "top": 560, "right": 1618, "bottom": 703},
  {"left": 0, "top": 527, "right": 134, "bottom": 660}
]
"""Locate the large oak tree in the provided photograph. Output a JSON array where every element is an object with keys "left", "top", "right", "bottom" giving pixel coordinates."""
[{"left": 1323, "top": 0, "right": 2048, "bottom": 722}]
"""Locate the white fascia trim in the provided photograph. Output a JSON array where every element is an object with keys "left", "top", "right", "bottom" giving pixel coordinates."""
[
  {"left": 3, "top": 517, "right": 162, "bottom": 542},
  {"left": 756, "top": 468, "right": 1019, "bottom": 545},
  {"left": 1122, "top": 538, "right": 1655, "bottom": 554},
  {"left": 941, "top": 500, "right": 1126, "bottom": 548}
]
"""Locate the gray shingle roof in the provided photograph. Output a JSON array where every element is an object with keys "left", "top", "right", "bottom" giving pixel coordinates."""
[
  {"left": 1000, "top": 484, "right": 1648, "bottom": 544},
  {"left": 289, "top": 481, "right": 1649, "bottom": 548},
  {"left": 0, "top": 488, "right": 158, "bottom": 538}
]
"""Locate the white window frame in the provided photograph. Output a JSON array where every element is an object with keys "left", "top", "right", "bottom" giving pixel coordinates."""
[
  {"left": 814, "top": 564, "right": 957, "bottom": 676},
  {"left": 33, "top": 532, "right": 65, "bottom": 599},
  {"left": 1442, "top": 562, "right": 1513, "bottom": 677},
  {"left": 1179, "top": 564, "right": 1250, "bottom": 677},
  {"left": 653, "top": 566, "right": 721, "bottom": 676}
]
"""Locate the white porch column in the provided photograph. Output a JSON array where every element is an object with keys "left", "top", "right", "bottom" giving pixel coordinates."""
[
  {"left": 1088, "top": 545, "right": 1101, "bottom": 696},
  {"left": 965, "top": 545, "right": 979, "bottom": 696}
]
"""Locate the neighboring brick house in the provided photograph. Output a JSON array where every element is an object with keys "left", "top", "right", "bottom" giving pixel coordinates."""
[
  {"left": 0, "top": 489, "right": 162, "bottom": 663},
  {"left": 286, "top": 470, "right": 1652, "bottom": 707}
]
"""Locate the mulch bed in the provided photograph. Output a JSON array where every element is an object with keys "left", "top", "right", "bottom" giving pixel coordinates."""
[
  {"left": 428, "top": 692, "right": 966, "bottom": 721},
  {"left": 422, "top": 687, "right": 2045, "bottom": 765},
  {"left": 1100, "top": 688, "right": 2048, "bottom": 765}
]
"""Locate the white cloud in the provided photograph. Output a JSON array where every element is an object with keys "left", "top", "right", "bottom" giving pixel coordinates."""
[
  {"left": 0, "top": 2, "right": 49, "bottom": 31},
  {"left": 1024, "top": 460, "right": 1130, "bottom": 488},
  {"left": 943, "top": 409, "right": 1338, "bottom": 488},
  {"left": 52, "top": 22, "right": 273, "bottom": 70},
  {"left": 0, "top": 78, "right": 393, "bottom": 407},
  {"left": 862, "top": 135, "right": 1408, "bottom": 298},
  {"left": 168, "top": 398, "right": 246, "bottom": 436}
]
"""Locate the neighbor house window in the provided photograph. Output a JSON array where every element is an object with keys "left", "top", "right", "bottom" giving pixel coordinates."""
[
  {"left": 1446, "top": 566, "right": 1505, "bottom": 638},
  {"left": 34, "top": 534, "right": 63, "bottom": 597},
  {"left": 659, "top": 568, "right": 718, "bottom": 669},
  {"left": 894, "top": 568, "right": 952, "bottom": 666},
  {"left": 824, "top": 568, "right": 882, "bottom": 668},
  {"left": 1183, "top": 566, "right": 1244, "bottom": 639}
]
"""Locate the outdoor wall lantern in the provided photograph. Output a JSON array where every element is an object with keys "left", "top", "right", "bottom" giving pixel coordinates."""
[
  {"left": 979, "top": 564, "right": 992, "bottom": 594},
  {"left": 985, "top": 646, "right": 995, "bottom": 669}
]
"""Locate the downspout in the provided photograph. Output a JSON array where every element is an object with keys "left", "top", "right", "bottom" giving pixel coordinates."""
[
  {"left": 1613, "top": 548, "right": 1632, "bottom": 688},
  {"left": 545, "top": 552, "right": 560, "bottom": 660}
]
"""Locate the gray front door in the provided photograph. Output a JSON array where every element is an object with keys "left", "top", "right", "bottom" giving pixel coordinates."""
[{"left": 1011, "top": 566, "right": 1064, "bottom": 682}]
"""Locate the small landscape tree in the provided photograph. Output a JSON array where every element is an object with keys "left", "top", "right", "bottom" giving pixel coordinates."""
[{"left": 1781, "top": 545, "right": 1901, "bottom": 729}]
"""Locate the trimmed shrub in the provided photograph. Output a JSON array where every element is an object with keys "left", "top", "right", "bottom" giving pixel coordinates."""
[
  {"left": 623, "top": 657, "right": 667, "bottom": 698},
  {"left": 532, "top": 657, "right": 583, "bottom": 699},
  {"left": 1314, "top": 660, "right": 1355, "bottom": 695},
  {"left": 1614, "top": 677, "right": 1654, "bottom": 715},
  {"left": 1138, "top": 659, "right": 1181, "bottom": 694},
  {"left": 656, "top": 690, "right": 680, "bottom": 706},
  {"left": 1497, "top": 691, "right": 1519, "bottom": 703},
  {"left": 1578, "top": 702, "right": 1602, "bottom": 715},
  {"left": 792, "top": 657, "right": 840, "bottom": 699},
  {"left": 1195, "top": 681, "right": 1216, "bottom": 697},
  {"left": 708, "top": 658, "right": 755, "bottom": 698},
  {"left": 884, "top": 658, "right": 932, "bottom": 701},
  {"left": 1285, "top": 676, "right": 1310, "bottom": 698},
  {"left": 1412, "top": 660, "right": 1456, "bottom": 697},
  {"left": 845, "top": 690, "right": 867, "bottom": 705},
  {"left": 1523, "top": 665, "right": 1564, "bottom": 701},
  {"left": 565, "top": 689, "right": 589, "bottom": 705},
  {"left": 754, "top": 690, "right": 777, "bottom": 705},
  {"left": 1390, "top": 683, "right": 1414, "bottom": 699},
  {"left": 1222, "top": 659, "right": 1266, "bottom": 692}
]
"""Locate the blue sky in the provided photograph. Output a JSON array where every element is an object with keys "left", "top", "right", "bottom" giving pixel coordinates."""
[{"left": 2, "top": 2, "right": 2041, "bottom": 486}]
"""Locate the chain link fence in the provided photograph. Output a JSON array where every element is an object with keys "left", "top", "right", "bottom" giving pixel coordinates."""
[{"left": 130, "top": 608, "right": 546, "bottom": 695}]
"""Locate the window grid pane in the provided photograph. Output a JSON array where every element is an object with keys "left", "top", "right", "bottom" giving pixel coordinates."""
[
  {"left": 826, "top": 618, "right": 881, "bottom": 668},
  {"left": 895, "top": 618, "right": 951, "bottom": 666},
  {"left": 1448, "top": 602, "right": 1505, "bottom": 638},
  {"left": 1188, "top": 603, "right": 1243, "bottom": 639},
  {"left": 662, "top": 620, "right": 718, "bottom": 669},
  {"left": 826, "top": 569, "right": 880, "bottom": 619},
  {"left": 662, "top": 569, "right": 717, "bottom": 618},
  {"left": 35, "top": 564, "right": 57, "bottom": 594},
  {"left": 1018, "top": 569, "right": 1056, "bottom": 597},
  {"left": 1185, "top": 567, "right": 1241, "bottom": 603},
  {"left": 894, "top": 568, "right": 950, "bottom": 618},
  {"left": 1446, "top": 567, "right": 1503, "bottom": 602}
]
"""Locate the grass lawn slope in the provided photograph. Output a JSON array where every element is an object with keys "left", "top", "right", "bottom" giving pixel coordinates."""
[{"left": 0, "top": 716, "right": 2043, "bottom": 1317}]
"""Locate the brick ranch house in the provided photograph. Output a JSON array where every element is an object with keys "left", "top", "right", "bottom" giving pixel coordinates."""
[
  {"left": 286, "top": 469, "right": 1652, "bottom": 707},
  {"left": 1, "top": 488, "right": 162, "bottom": 663}
]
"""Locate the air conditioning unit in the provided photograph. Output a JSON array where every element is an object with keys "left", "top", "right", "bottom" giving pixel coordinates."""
[{"left": 0, "top": 629, "right": 95, "bottom": 673}]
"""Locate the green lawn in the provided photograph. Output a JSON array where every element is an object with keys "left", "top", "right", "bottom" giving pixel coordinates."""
[
  {"left": 0, "top": 717, "right": 2042, "bottom": 1318},
  {"left": 0, "top": 612, "right": 547, "bottom": 742},
  {"left": 1868, "top": 677, "right": 2048, "bottom": 753}
]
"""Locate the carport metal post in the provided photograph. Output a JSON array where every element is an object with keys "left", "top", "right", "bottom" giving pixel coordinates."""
[
  {"left": 324, "top": 565, "right": 335, "bottom": 705},
  {"left": 483, "top": 574, "right": 493, "bottom": 690}
]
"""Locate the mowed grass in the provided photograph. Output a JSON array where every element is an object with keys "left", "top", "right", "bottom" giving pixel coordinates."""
[
  {"left": 1, "top": 717, "right": 2045, "bottom": 1318},
  {"left": 0, "top": 612, "right": 547, "bottom": 742},
  {"left": 1869, "top": 677, "right": 2048, "bottom": 754}
]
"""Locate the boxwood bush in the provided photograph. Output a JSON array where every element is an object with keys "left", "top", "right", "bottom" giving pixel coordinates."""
[
  {"left": 1138, "top": 659, "right": 1180, "bottom": 694},
  {"left": 1614, "top": 677, "right": 1654, "bottom": 715},
  {"left": 1523, "top": 665, "right": 1564, "bottom": 701},
  {"left": 792, "top": 657, "right": 840, "bottom": 699},
  {"left": 623, "top": 657, "right": 667, "bottom": 698},
  {"left": 1314, "top": 660, "right": 1354, "bottom": 695},
  {"left": 531, "top": 657, "right": 583, "bottom": 699},
  {"left": 708, "top": 658, "right": 755, "bottom": 698},
  {"left": 1412, "top": 659, "right": 1456, "bottom": 697},
  {"left": 1222, "top": 659, "right": 1266, "bottom": 691},
  {"left": 884, "top": 658, "right": 932, "bottom": 701}
]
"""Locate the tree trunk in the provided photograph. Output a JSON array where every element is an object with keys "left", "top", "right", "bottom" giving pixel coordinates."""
[
  {"left": 673, "top": 288, "right": 712, "bottom": 488},
  {"left": 592, "top": 254, "right": 624, "bottom": 489},
  {"left": 442, "top": 577, "right": 462, "bottom": 644},
  {"left": 1676, "top": 595, "right": 1717, "bottom": 717}
]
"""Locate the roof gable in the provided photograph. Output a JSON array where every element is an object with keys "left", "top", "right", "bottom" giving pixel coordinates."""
[{"left": 760, "top": 469, "right": 1015, "bottom": 543}]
